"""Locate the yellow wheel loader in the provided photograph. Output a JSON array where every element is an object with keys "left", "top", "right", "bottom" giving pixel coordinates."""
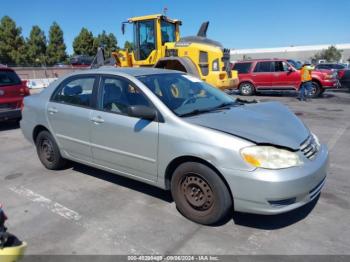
[{"left": 112, "top": 14, "right": 238, "bottom": 90}]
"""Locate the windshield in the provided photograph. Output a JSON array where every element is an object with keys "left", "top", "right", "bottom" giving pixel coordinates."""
[
  {"left": 137, "top": 73, "right": 236, "bottom": 116},
  {"left": 287, "top": 60, "right": 302, "bottom": 70}
]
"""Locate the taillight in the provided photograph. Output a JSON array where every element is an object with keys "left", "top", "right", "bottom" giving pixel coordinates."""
[{"left": 338, "top": 70, "right": 345, "bottom": 79}]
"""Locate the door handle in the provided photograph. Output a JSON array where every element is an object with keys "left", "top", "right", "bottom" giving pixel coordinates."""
[
  {"left": 48, "top": 107, "right": 58, "bottom": 114},
  {"left": 91, "top": 116, "right": 104, "bottom": 124}
]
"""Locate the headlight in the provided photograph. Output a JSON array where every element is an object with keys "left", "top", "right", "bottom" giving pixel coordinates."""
[{"left": 240, "top": 146, "right": 303, "bottom": 169}]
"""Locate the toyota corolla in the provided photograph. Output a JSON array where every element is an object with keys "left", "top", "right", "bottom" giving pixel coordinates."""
[{"left": 20, "top": 67, "right": 328, "bottom": 225}]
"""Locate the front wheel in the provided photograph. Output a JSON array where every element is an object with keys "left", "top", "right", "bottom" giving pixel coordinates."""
[
  {"left": 239, "top": 82, "right": 255, "bottom": 96},
  {"left": 35, "top": 130, "right": 67, "bottom": 170},
  {"left": 310, "top": 82, "right": 323, "bottom": 98},
  {"left": 171, "top": 162, "right": 232, "bottom": 225}
]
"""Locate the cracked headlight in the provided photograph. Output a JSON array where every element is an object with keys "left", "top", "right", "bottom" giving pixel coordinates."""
[{"left": 240, "top": 146, "right": 303, "bottom": 169}]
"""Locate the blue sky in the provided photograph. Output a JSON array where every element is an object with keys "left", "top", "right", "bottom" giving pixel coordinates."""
[{"left": 1, "top": 0, "right": 350, "bottom": 54}]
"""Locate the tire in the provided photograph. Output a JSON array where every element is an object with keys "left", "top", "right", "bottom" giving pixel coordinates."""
[
  {"left": 239, "top": 82, "right": 255, "bottom": 96},
  {"left": 310, "top": 81, "right": 323, "bottom": 98},
  {"left": 35, "top": 130, "right": 67, "bottom": 170},
  {"left": 171, "top": 162, "right": 232, "bottom": 225}
]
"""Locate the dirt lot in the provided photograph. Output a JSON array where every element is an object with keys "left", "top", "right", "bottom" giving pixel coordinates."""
[{"left": 0, "top": 89, "right": 349, "bottom": 255}]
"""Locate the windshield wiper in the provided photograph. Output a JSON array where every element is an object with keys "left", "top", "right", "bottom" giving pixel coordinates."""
[
  {"left": 178, "top": 108, "right": 213, "bottom": 117},
  {"left": 178, "top": 102, "right": 241, "bottom": 117}
]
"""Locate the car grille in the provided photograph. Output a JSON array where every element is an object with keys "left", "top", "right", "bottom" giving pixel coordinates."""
[{"left": 300, "top": 135, "right": 320, "bottom": 160}]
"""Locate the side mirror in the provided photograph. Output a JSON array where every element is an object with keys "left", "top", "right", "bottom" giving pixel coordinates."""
[
  {"left": 127, "top": 105, "right": 156, "bottom": 121},
  {"left": 288, "top": 66, "right": 294, "bottom": 72},
  {"left": 121, "top": 23, "right": 126, "bottom": 35}
]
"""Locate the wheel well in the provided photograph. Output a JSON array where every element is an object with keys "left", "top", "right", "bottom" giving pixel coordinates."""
[
  {"left": 154, "top": 57, "right": 200, "bottom": 77},
  {"left": 32, "top": 125, "right": 49, "bottom": 143},
  {"left": 239, "top": 81, "right": 254, "bottom": 88},
  {"left": 164, "top": 156, "right": 233, "bottom": 199},
  {"left": 312, "top": 78, "right": 322, "bottom": 88},
  {"left": 156, "top": 60, "right": 187, "bottom": 72}
]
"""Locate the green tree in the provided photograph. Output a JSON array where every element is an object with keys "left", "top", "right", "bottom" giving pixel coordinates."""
[
  {"left": 312, "top": 45, "right": 343, "bottom": 63},
  {"left": 0, "top": 16, "right": 27, "bottom": 65},
  {"left": 27, "top": 25, "right": 47, "bottom": 66},
  {"left": 93, "top": 30, "right": 118, "bottom": 58},
  {"left": 123, "top": 40, "right": 134, "bottom": 51},
  {"left": 73, "top": 28, "right": 95, "bottom": 56},
  {"left": 46, "top": 22, "right": 67, "bottom": 65}
]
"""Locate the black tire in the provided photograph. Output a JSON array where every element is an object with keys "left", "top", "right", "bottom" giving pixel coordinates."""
[
  {"left": 35, "top": 130, "right": 67, "bottom": 170},
  {"left": 171, "top": 162, "right": 232, "bottom": 225},
  {"left": 239, "top": 82, "right": 255, "bottom": 96},
  {"left": 310, "top": 81, "right": 323, "bottom": 98}
]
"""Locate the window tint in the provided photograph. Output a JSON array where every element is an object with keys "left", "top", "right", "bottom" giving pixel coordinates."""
[
  {"left": 53, "top": 77, "right": 95, "bottom": 107},
  {"left": 274, "top": 61, "right": 289, "bottom": 72},
  {"left": 161, "top": 21, "right": 176, "bottom": 44},
  {"left": 233, "top": 63, "right": 252, "bottom": 74},
  {"left": 316, "top": 64, "right": 329, "bottom": 69},
  {"left": 254, "top": 62, "right": 273, "bottom": 72},
  {"left": 333, "top": 64, "right": 345, "bottom": 69},
  {"left": 0, "top": 70, "right": 21, "bottom": 86},
  {"left": 101, "top": 77, "right": 150, "bottom": 115}
]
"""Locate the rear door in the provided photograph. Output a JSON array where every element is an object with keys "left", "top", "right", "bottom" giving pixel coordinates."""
[
  {"left": 271, "top": 61, "right": 300, "bottom": 89},
  {"left": 251, "top": 61, "right": 273, "bottom": 88},
  {"left": 47, "top": 75, "right": 97, "bottom": 162}
]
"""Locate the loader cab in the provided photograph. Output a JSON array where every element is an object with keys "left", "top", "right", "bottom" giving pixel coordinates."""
[{"left": 128, "top": 14, "right": 181, "bottom": 64}]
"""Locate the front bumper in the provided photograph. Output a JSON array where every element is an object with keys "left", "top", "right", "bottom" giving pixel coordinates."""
[
  {"left": 322, "top": 79, "right": 341, "bottom": 89},
  {"left": 220, "top": 144, "right": 329, "bottom": 215},
  {"left": 0, "top": 109, "right": 21, "bottom": 121}
]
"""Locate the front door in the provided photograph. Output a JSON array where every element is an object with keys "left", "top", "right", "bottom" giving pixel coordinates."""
[
  {"left": 90, "top": 76, "right": 159, "bottom": 182},
  {"left": 271, "top": 61, "right": 300, "bottom": 89},
  {"left": 47, "top": 75, "right": 97, "bottom": 162}
]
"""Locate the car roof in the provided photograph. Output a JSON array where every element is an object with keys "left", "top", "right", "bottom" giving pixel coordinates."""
[
  {"left": 0, "top": 64, "right": 13, "bottom": 71},
  {"left": 234, "top": 58, "right": 287, "bottom": 63},
  {"left": 80, "top": 67, "right": 182, "bottom": 77}
]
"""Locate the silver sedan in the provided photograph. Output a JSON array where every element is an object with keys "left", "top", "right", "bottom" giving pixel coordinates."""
[{"left": 20, "top": 67, "right": 328, "bottom": 225}]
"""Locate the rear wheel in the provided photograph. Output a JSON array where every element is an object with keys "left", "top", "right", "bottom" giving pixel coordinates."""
[
  {"left": 171, "top": 162, "right": 232, "bottom": 225},
  {"left": 239, "top": 82, "right": 255, "bottom": 96},
  {"left": 35, "top": 130, "right": 67, "bottom": 170},
  {"left": 310, "top": 81, "right": 323, "bottom": 98}
]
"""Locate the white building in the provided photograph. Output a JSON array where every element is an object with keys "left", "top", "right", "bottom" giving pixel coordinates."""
[{"left": 230, "top": 43, "right": 350, "bottom": 63}]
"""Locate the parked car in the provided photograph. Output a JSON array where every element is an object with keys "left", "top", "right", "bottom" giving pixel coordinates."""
[
  {"left": 70, "top": 55, "right": 94, "bottom": 67},
  {"left": 0, "top": 66, "right": 30, "bottom": 122},
  {"left": 232, "top": 59, "right": 339, "bottom": 97},
  {"left": 315, "top": 63, "right": 346, "bottom": 71},
  {"left": 314, "top": 63, "right": 350, "bottom": 89},
  {"left": 20, "top": 68, "right": 328, "bottom": 225},
  {"left": 339, "top": 70, "right": 350, "bottom": 90}
]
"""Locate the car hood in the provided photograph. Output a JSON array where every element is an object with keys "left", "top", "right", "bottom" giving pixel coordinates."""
[{"left": 184, "top": 101, "right": 309, "bottom": 150}]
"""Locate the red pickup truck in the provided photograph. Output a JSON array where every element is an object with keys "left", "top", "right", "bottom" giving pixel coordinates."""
[
  {"left": 232, "top": 59, "right": 339, "bottom": 97},
  {"left": 0, "top": 66, "right": 30, "bottom": 122}
]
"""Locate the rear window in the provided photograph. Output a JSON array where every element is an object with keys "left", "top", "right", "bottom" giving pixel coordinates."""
[
  {"left": 0, "top": 70, "right": 21, "bottom": 87},
  {"left": 233, "top": 63, "right": 252, "bottom": 74}
]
